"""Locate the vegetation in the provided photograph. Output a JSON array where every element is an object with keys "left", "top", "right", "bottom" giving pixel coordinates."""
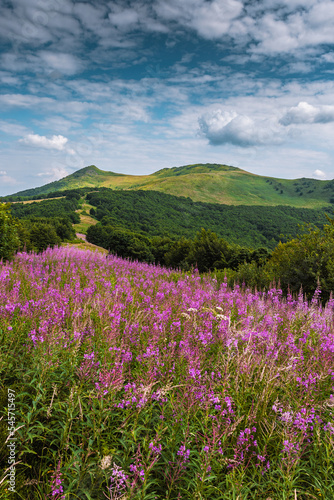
[
  {"left": 0, "top": 203, "right": 20, "bottom": 262},
  {"left": 87, "top": 214, "right": 334, "bottom": 303},
  {"left": 86, "top": 225, "right": 270, "bottom": 272},
  {"left": 1, "top": 247, "right": 334, "bottom": 499},
  {"left": 85, "top": 189, "right": 329, "bottom": 249},
  {"left": 2, "top": 170, "right": 334, "bottom": 498},
  {"left": 4, "top": 163, "right": 334, "bottom": 208},
  {"left": 17, "top": 217, "right": 75, "bottom": 253},
  {"left": 0, "top": 203, "right": 76, "bottom": 261},
  {"left": 265, "top": 217, "right": 334, "bottom": 301},
  {"left": 4, "top": 186, "right": 334, "bottom": 302},
  {"left": 10, "top": 196, "right": 80, "bottom": 224}
]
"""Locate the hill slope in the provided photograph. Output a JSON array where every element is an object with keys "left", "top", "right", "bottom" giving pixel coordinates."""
[{"left": 6, "top": 163, "right": 334, "bottom": 208}]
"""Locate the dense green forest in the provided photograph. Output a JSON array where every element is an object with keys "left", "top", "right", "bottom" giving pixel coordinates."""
[
  {"left": 0, "top": 201, "right": 76, "bottom": 258},
  {"left": 86, "top": 189, "right": 329, "bottom": 249},
  {"left": 86, "top": 224, "right": 270, "bottom": 272},
  {"left": 5, "top": 187, "right": 330, "bottom": 249},
  {"left": 10, "top": 195, "right": 81, "bottom": 223}
]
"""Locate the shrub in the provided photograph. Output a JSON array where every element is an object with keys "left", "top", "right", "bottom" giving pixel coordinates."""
[{"left": 0, "top": 202, "right": 20, "bottom": 261}]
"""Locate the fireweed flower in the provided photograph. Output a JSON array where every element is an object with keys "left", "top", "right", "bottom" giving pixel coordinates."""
[
  {"left": 129, "top": 464, "right": 145, "bottom": 482},
  {"left": 324, "top": 422, "right": 334, "bottom": 434},
  {"left": 177, "top": 445, "right": 190, "bottom": 463},
  {"left": 282, "top": 440, "right": 300, "bottom": 455},
  {"left": 149, "top": 442, "right": 162, "bottom": 456},
  {"left": 109, "top": 463, "right": 128, "bottom": 492},
  {"left": 3, "top": 246, "right": 334, "bottom": 491},
  {"left": 49, "top": 461, "right": 65, "bottom": 499}
]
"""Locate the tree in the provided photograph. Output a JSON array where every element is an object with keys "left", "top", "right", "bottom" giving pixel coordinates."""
[
  {"left": 265, "top": 220, "right": 334, "bottom": 301},
  {"left": 164, "top": 238, "right": 193, "bottom": 270},
  {"left": 0, "top": 203, "right": 20, "bottom": 261},
  {"left": 188, "top": 229, "right": 225, "bottom": 273},
  {"left": 28, "top": 222, "right": 61, "bottom": 252}
]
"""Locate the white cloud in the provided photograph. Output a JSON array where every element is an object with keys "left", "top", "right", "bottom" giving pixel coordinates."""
[
  {"left": 0, "top": 94, "right": 55, "bottom": 108},
  {"left": 322, "top": 51, "right": 334, "bottom": 63},
  {"left": 155, "top": 0, "right": 243, "bottom": 39},
  {"left": 313, "top": 169, "right": 326, "bottom": 179},
  {"left": 109, "top": 9, "right": 139, "bottom": 28},
  {"left": 38, "top": 51, "right": 83, "bottom": 75},
  {"left": 0, "top": 171, "right": 16, "bottom": 185},
  {"left": 37, "top": 165, "right": 69, "bottom": 181},
  {"left": 280, "top": 102, "right": 334, "bottom": 125},
  {"left": 226, "top": 1, "right": 334, "bottom": 59},
  {"left": 199, "top": 108, "right": 281, "bottom": 147},
  {"left": 0, "top": 121, "right": 30, "bottom": 136},
  {"left": 20, "top": 133, "right": 68, "bottom": 151}
]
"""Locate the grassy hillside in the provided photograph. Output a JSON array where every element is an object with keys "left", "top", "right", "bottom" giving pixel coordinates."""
[{"left": 6, "top": 163, "right": 334, "bottom": 209}]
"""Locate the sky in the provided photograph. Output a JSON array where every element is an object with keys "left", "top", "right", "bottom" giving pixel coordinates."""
[{"left": 1, "top": 0, "right": 334, "bottom": 195}]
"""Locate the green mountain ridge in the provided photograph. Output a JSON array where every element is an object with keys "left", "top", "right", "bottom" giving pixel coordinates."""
[{"left": 5, "top": 163, "right": 334, "bottom": 209}]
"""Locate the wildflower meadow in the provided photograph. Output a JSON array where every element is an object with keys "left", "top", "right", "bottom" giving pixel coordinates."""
[{"left": 0, "top": 246, "right": 333, "bottom": 499}]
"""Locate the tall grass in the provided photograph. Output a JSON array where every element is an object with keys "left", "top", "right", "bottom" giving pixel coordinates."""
[{"left": 0, "top": 247, "right": 333, "bottom": 499}]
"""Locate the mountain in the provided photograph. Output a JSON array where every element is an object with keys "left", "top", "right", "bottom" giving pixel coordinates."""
[{"left": 7, "top": 163, "right": 334, "bottom": 209}]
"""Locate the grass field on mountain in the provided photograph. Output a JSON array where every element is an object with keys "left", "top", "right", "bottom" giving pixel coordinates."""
[{"left": 6, "top": 164, "right": 334, "bottom": 209}]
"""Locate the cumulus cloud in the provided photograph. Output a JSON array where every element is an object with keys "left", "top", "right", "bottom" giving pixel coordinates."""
[
  {"left": 280, "top": 102, "right": 334, "bottom": 125},
  {"left": 1, "top": 0, "right": 334, "bottom": 71},
  {"left": 313, "top": 169, "right": 326, "bottom": 179},
  {"left": 234, "top": 1, "right": 334, "bottom": 57},
  {"left": 20, "top": 134, "right": 68, "bottom": 151},
  {"left": 199, "top": 108, "right": 280, "bottom": 147},
  {"left": 0, "top": 170, "right": 7, "bottom": 175}
]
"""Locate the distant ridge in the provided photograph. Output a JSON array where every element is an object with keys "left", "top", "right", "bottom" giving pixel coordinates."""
[{"left": 6, "top": 163, "right": 334, "bottom": 209}]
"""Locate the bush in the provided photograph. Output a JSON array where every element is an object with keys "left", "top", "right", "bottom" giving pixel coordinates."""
[
  {"left": 0, "top": 203, "right": 20, "bottom": 261},
  {"left": 28, "top": 222, "right": 61, "bottom": 252},
  {"left": 264, "top": 219, "right": 334, "bottom": 301}
]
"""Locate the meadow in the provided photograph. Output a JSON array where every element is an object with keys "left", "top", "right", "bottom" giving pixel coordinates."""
[{"left": 0, "top": 247, "right": 334, "bottom": 499}]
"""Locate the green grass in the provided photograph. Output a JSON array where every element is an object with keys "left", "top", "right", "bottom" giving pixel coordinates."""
[{"left": 8, "top": 164, "right": 334, "bottom": 209}]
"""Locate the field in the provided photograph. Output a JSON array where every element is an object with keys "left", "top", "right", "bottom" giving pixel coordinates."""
[
  {"left": 1, "top": 247, "right": 334, "bottom": 499},
  {"left": 9, "top": 164, "right": 334, "bottom": 209}
]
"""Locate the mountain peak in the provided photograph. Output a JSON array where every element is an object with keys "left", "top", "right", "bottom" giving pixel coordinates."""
[{"left": 154, "top": 163, "right": 240, "bottom": 177}]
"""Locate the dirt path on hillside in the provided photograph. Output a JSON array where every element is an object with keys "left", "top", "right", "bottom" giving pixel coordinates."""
[
  {"left": 76, "top": 233, "right": 87, "bottom": 241},
  {"left": 70, "top": 233, "right": 108, "bottom": 254}
]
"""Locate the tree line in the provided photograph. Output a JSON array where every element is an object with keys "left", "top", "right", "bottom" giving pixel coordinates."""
[
  {"left": 0, "top": 203, "right": 75, "bottom": 260},
  {"left": 87, "top": 218, "right": 334, "bottom": 303},
  {"left": 86, "top": 189, "right": 328, "bottom": 249}
]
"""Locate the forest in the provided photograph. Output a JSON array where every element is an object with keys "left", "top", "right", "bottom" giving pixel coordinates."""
[{"left": 86, "top": 189, "right": 328, "bottom": 249}]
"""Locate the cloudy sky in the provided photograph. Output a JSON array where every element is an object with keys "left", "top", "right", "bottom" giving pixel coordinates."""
[{"left": 1, "top": 0, "right": 334, "bottom": 195}]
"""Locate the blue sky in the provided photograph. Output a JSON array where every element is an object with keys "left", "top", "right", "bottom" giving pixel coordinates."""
[{"left": 1, "top": 0, "right": 334, "bottom": 195}]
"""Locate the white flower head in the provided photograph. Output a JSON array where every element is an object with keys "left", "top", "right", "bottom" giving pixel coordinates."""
[{"left": 100, "top": 455, "right": 112, "bottom": 470}]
